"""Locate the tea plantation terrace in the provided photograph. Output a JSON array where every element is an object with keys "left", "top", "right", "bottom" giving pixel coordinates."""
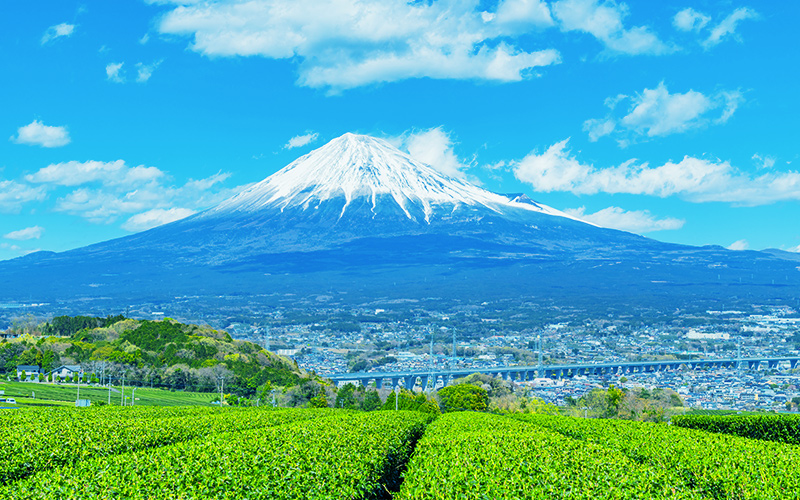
[{"left": 327, "top": 356, "right": 800, "bottom": 389}]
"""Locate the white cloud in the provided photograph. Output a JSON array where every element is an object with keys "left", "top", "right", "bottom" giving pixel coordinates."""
[
  {"left": 752, "top": 153, "right": 776, "bottom": 170},
  {"left": 3, "top": 226, "right": 45, "bottom": 241},
  {"left": 41, "top": 23, "right": 75, "bottom": 44},
  {"left": 704, "top": 7, "right": 759, "bottom": 49},
  {"left": 673, "top": 8, "right": 710, "bottom": 32},
  {"left": 564, "top": 206, "right": 684, "bottom": 233},
  {"left": 513, "top": 139, "right": 592, "bottom": 192},
  {"left": 0, "top": 180, "right": 47, "bottom": 213},
  {"left": 136, "top": 60, "right": 162, "bottom": 83},
  {"left": 551, "top": 0, "right": 673, "bottom": 56},
  {"left": 49, "top": 169, "right": 240, "bottom": 224},
  {"left": 55, "top": 188, "right": 162, "bottom": 223},
  {"left": 584, "top": 82, "right": 743, "bottom": 144},
  {"left": 122, "top": 207, "right": 197, "bottom": 232},
  {"left": 26, "top": 160, "right": 164, "bottom": 187},
  {"left": 788, "top": 245, "right": 800, "bottom": 253},
  {"left": 139, "top": 33, "right": 150, "bottom": 44},
  {"left": 106, "top": 62, "right": 125, "bottom": 83},
  {"left": 583, "top": 118, "right": 615, "bottom": 142},
  {"left": 184, "top": 171, "right": 232, "bottom": 190},
  {"left": 493, "top": 0, "right": 554, "bottom": 30},
  {"left": 403, "top": 127, "right": 472, "bottom": 179},
  {"left": 153, "top": 0, "right": 562, "bottom": 90},
  {"left": 512, "top": 138, "right": 800, "bottom": 205},
  {"left": 0, "top": 243, "right": 39, "bottom": 256},
  {"left": 727, "top": 239, "right": 749, "bottom": 251},
  {"left": 284, "top": 133, "right": 319, "bottom": 149},
  {"left": 10, "top": 120, "right": 71, "bottom": 148}
]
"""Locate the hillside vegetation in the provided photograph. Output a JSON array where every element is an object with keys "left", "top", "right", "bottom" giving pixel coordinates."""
[{"left": 1, "top": 316, "right": 311, "bottom": 398}]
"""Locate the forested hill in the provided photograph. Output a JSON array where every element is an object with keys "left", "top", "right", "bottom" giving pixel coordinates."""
[{"left": 1, "top": 316, "right": 312, "bottom": 397}]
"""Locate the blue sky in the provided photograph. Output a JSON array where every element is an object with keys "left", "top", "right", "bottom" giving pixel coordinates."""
[{"left": 1, "top": 0, "right": 798, "bottom": 261}]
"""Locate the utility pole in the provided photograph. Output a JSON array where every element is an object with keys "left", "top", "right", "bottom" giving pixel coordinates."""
[
  {"left": 120, "top": 372, "right": 125, "bottom": 406},
  {"left": 76, "top": 368, "right": 81, "bottom": 405},
  {"left": 217, "top": 375, "right": 225, "bottom": 406},
  {"left": 107, "top": 375, "right": 111, "bottom": 405},
  {"left": 131, "top": 387, "right": 136, "bottom": 406},
  {"left": 395, "top": 385, "right": 399, "bottom": 411}
]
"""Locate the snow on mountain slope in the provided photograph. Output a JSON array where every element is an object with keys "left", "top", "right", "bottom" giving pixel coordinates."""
[{"left": 207, "top": 133, "right": 582, "bottom": 224}]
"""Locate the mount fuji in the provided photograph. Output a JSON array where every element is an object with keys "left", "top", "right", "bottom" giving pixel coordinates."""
[{"left": 2, "top": 133, "right": 799, "bottom": 309}]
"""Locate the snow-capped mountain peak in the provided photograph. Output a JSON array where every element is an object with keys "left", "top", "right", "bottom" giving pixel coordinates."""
[{"left": 210, "top": 133, "right": 578, "bottom": 223}]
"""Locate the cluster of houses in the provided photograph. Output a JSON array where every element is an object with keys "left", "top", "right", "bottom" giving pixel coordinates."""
[{"left": 14, "top": 364, "right": 82, "bottom": 383}]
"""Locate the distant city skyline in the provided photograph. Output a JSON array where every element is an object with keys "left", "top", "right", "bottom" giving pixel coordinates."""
[{"left": 1, "top": 1, "right": 798, "bottom": 261}]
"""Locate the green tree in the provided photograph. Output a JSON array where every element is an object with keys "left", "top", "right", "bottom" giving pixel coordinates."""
[
  {"left": 437, "top": 384, "right": 488, "bottom": 412},
  {"left": 309, "top": 391, "right": 328, "bottom": 408},
  {"left": 606, "top": 385, "right": 625, "bottom": 416},
  {"left": 382, "top": 389, "right": 419, "bottom": 411},
  {"left": 361, "top": 390, "right": 381, "bottom": 411},
  {"left": 334, "top": 383, "right": 359, "bottom": 409}
]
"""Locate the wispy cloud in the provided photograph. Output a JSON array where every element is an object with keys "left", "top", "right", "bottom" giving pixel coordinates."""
[
  {"left": 752, "top": 153, "right": 776, "bottom": 170},
  {"left": 584, "top": 82, "right": 743, "bottom": 145},
  {"left": 727, "top": 239, "right": 749, "bottom": 251},
  {"left": 0, "top": 242, "right": 39, "bottom": 256},
  {"left": 552, "top": 0, "right": 674, "bottom": 56},
  {"left": 673, "top": 8, "right": 710, "bottom": 32},
  {"left": 672, "top": 6, "right": 759, "bottom": 49},
  {"left": 136, "top": 60, "right": 163, "bottom": 82},
  {"left": 0, "top": 180, "right": 47, "bottom": 213},
  {"left": 564, "top": 206, "right": 684, "bottom": 233},
  {"left": 106, "top": 62, "right": 125, "bottom": 83},
  {"left": 511, "top": 138, "right": 800, "bottom": 206},
  {"left": 41, "top": 23, "right": 75, "bottom": 44},
  {"left": 3, "top": 226, "right": 45, "bottom": 241},
  {"left": 26, "top": 160, "right": 164, "bottom": 187},
  {"left": 10, "top": 120, "right": 71, "bottom": 148},
  {"left": 32, "top": 165, "right": 239, "bottom": 225},
  {"left": 704, "top": 7, "right": 759, "bottom": 49},
  {"left": 122, "top": 208, "right": 196, "bottom": 232},
  {"left": 284, "top": 132, "right": 319, "bottom": 149}
]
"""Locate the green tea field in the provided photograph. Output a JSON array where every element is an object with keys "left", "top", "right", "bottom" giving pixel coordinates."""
[
  {"left": 0, "top": 407, "right": 798, "bottom": 499},
  {"left": 0, "top": 381, "right": 218, "bottom": 407}
]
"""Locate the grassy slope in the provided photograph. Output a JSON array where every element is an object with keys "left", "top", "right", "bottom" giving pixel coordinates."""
[{"left": 0, "top": 381, "right": 216, "bottom": 407}]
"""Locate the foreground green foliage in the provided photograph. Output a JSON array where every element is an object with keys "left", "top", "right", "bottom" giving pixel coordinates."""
[
  {"left": 672, "top": 413, "right": 800, "bottom": 445},
  {"left": 1, "top": 405, "right": 799, "bottom": 499},
  {"left": 519, "top": 414, "right": 800, "bottom": 499},
  {"left": 0, "top": 406, "right": 332, "bottom": 485},
  {"left": 3, "top": 410, "right": 431, "bottom": 500},
  {"left": 436, "top": 384, "right": 488, "bottom": 412},
  {"left": 397, "top": 412, "right": 700, "bottom": 499}
]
